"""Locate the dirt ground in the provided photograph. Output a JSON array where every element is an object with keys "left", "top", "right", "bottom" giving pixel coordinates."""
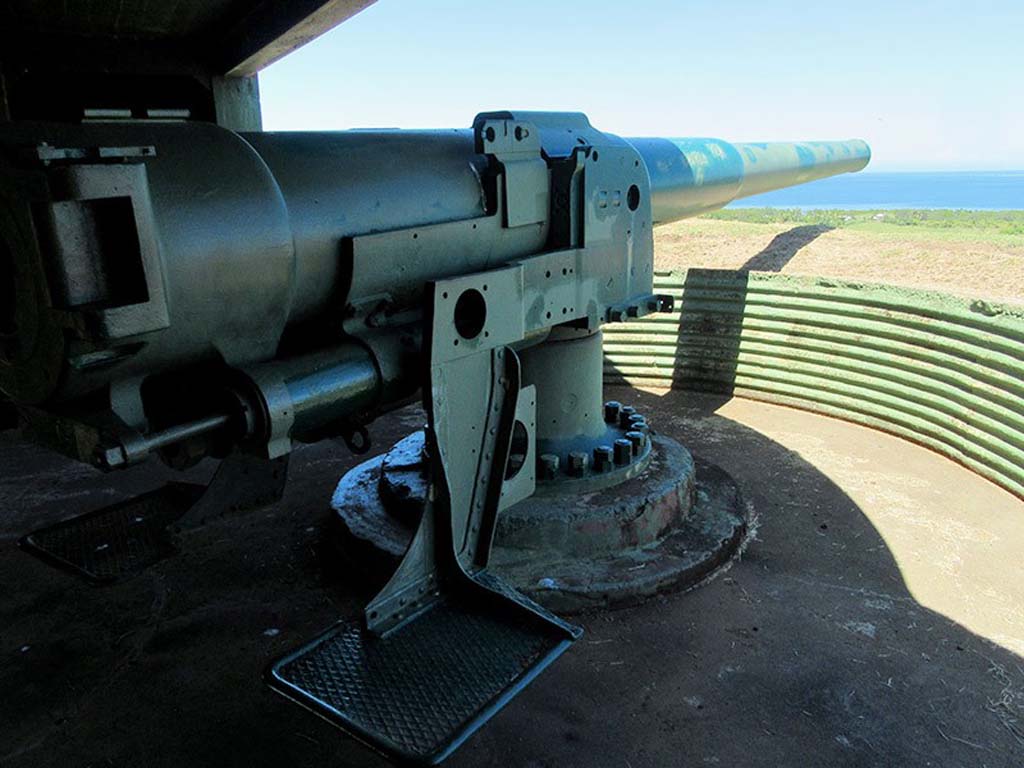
[
  {"left": 2, "top": 392, "right": 1023, "bottom": 768},
  {"left": 654, "top": 219, "right": 1024, "bottom": 305}
]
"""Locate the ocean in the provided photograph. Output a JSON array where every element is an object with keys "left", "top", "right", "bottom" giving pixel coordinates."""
[{"left": 731, "top": 171, "right": 1024, "bottom": 210}]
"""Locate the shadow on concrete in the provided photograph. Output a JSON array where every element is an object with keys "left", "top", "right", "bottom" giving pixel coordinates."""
[
  {"left": 671, "top": 268, "right": 748, "bottom": 409},
  {"left": 740, "top": 223, "right": 833, "bottom": 273},
  {"left": 0, "top": 388, "right": 1022, "bottom": 767}
]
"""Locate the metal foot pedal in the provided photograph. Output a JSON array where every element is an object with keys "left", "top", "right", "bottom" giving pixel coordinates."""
[
  {"left": 19, "top": 482, "right": 203, "bottom": 582},
  {"left": 268, "top": 576, "right": 579, "bottom": 765},
  {"left": 20, "top": 452, "right": 289, "bottom": 583}
]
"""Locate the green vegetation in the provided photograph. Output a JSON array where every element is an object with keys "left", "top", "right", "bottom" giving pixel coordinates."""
[{"left": 704, "top": 208, "right": 1024, "bottom": 240}]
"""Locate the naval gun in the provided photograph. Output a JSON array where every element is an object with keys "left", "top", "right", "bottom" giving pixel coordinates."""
[{"left": 0, "top": 112, "right": 868, "bottom": 764}]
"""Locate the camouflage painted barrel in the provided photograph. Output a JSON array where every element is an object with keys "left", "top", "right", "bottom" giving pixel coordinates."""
[{"left": 627, "top": 137, "right": 871, "bottom": 223}]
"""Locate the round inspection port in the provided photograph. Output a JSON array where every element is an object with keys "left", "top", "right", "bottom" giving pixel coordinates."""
[{"left": 454, "top": 288, "right": 487, "bottom": 340}]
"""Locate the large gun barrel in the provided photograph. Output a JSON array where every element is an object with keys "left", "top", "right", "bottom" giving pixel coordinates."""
[
  {"left": 0, "top": 112, "right": 869, "bottom": 469},
  {"left": 627, "top": 137, "right": 871, "bottom": 224}
]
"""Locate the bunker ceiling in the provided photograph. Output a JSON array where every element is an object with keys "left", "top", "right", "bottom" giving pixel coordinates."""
[{"left": 0, "top": 0, "right": 376, "bottom": 127}]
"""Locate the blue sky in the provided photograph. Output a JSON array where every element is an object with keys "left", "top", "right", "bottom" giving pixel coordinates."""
[{"left": 260, "top": 0, "right": 1023, "bottom": 171}]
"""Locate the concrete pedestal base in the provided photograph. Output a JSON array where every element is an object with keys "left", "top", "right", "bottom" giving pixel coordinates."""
[{"left": 331, "top": 432, "right": 747, "bottom": 611}]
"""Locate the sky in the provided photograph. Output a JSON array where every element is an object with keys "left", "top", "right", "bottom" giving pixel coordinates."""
[{"left": 259, "top": 0, "right": 1024, "bottom": 172}]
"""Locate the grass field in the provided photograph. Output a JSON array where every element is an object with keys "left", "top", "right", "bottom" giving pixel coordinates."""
[
  {"left": 654, "top": 209, "right": 1024, "bottom": 304},
  {"left": 706, "top": 208, "right": 1024, "bottom": 242}
]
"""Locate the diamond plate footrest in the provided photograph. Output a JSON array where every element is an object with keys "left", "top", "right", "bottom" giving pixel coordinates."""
[
  {"left": 19, "top": 482, "right": 204, "bottom": 583},
  {"left": 267, "top": 577, "right": 580, "bottom": 765}
]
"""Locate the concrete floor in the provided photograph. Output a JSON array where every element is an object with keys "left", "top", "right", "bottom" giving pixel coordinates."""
[{"left": 1, "top": 389, "right": 1022, "bottom": 767}]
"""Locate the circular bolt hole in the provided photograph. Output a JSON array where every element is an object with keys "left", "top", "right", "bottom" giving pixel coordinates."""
[
  {"left": 453, "top": 288, "right": 487, "bottom": 339},
  {"left": 485, "top": 126, "right": 496, "bottom": 142},
  {"left": 627, "top": 184, "right": 641, "bottom": 211},
  {"left": 505, "top": 420, "right": 529, "bottom": 480},
  {"left": 592, "top": 150, "right": 599, "bottom": 161}
]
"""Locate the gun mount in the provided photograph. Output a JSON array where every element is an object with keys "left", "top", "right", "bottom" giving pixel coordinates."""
[{"left": 0, "top": 111, "right": 868, "bottom": 763}]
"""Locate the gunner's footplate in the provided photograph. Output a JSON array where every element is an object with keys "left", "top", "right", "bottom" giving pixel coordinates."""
[{"left": 267, "top": 583, "right": 580, "bottom": 765}]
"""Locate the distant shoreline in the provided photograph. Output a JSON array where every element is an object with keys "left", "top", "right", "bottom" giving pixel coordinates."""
[{"left": 731, "top": 171, "right": 1024, "bottom": 211}]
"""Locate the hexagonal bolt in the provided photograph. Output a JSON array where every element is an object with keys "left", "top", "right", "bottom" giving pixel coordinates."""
[
  {"left": 626, "top": 304, "right": 640, "bottom": 318},
  {"left": 593, "top": 445, "right": 614, "bottom": 472},
  {"left": 618, "top": 405, "right": 637, "bottom": 428},
  {"left": 96, "top": 445, "right": 128, "bottom": 470},
  {"left": 629, "top": 418, "right": 650, "bottom": 436},
  {"left": 625, "top": 430, "right": 645, "bottom": 456},
  {"left": 609, "top": 308, "right": 625, "bottom": 322},
  {"left": 613, "top": 438, "right": 633, "bottom": 466},
  {"left": 593, "top": 448, "right": 614, "bottom": 473},
  {"left": 538, "top": 453, "right": 560, "bottom": 480},
  {"left": 567, "top": 451, "right": 589, "bottom": 477},
  {"left": 603, "top": 401, "right": 622, "bottom": 424}
]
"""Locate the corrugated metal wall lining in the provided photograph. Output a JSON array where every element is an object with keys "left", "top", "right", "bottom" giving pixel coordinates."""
[{"left": 603, "top": 269, "right": 1024, "bottom": 499}]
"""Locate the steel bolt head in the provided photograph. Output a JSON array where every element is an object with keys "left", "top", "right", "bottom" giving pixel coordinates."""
[
  {"left": 613, "top": 438, "right": 633, "bottom": 466},
  {"left": 97, "top": 445, "right": 128, "bottom": 469},
  {"left": 618, "top": 405, "right": 637, "bottom": 428},
  {"left": 603, "top": 401, "right": 622, "bottom": 423},
  {"left": 539, "top": 453, "right": 560, "bottom": 480},
  {"left": 593, "top": 445, "right": 614, "bottom": 472},
  {"left": 625, "top": 430, "right": 645, "bottom": 455},
  {"left": 567, "top": 451, "right": 589, "bottom": 477},
  {"left": 630, "top": 419, "right": 650, "bottom": 436}
]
